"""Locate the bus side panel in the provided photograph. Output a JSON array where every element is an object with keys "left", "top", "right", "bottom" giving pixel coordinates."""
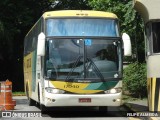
[
  {"left": 31, "top": 51, "right": 37, "bottom": 92},
  {"left": 24, "top": 51, "right": 37, "bottom": 98}
]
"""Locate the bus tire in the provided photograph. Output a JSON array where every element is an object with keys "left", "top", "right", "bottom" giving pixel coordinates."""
[
  {"left": 26, "top": 84, "right": 36, "bottom": 106},
  {"left": 29, "top": 98, "right": 36, "bottom": 106},
  {"left": 40, "top": 104, "right": 47, "bottom": 114},
  {"left": 26, "top": 84, "right": 29, "bottom": 99}
]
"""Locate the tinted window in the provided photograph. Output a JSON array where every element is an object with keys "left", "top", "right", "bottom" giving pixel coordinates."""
[
  {"left": 46, "top": 19, "right": 119, "bottom": 37},
  {"left": 152, "top": 22, "right": 160, "bottom": 53}
]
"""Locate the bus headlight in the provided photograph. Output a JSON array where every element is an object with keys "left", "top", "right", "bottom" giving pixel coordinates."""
[
  {"left": 104, "top": 88, "right": 121, "bottom": 94},
  {"left": 45, "top": 87, "right": 65, "bottom": 94}
]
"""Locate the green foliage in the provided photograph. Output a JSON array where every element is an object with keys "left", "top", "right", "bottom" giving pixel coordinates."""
[
  {"left": 52, "top": 0, "right": 91, "bottom": 10},
  {"left": 0, "top": 21, "right": 4, "bottom": 37},
  {"left": 88, "top": 0, "right": 145, "bottom": 62},
  {"left": 13, "top": 92, "right": 26, "bottom": 96},
  {"left": 0, "top": 0, "right": 91, "bottom": 91},
  {"left": 123, "top": 62, "right": 147, "bottom": 98},
  {"left": 88, "top": 0, "right": 136, "bottom": 34}
]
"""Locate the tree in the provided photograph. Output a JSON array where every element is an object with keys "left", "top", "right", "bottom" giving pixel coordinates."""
[
  {"left": 0, "top": 0, "right": 91, "bottom": 91},
  {"left": 123, "top": 62, "right": 147, "bottom": 98},
  {"left": 0, "top": 0, "right": 55, "bottom": 90},
  {"left": 88, "top": 0, "right": 145, "bottom": 62},
  {"left": 51, "top": 0, "right": 91, "bottom": 10}
]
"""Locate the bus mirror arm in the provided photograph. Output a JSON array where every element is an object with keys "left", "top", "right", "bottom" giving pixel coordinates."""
[
  {"left": 122, "top": 33, "right": 132, "bottom": 56},
  {"left": 37, "top": 32, "right": 45, "bottom": 56}
]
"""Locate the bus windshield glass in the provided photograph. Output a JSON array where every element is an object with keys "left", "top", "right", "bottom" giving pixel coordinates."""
[
  {"left": 46, "top": 19, "right": 119, "bottom": 37},
  {"left": 45, "top": 39, "right": 121, "bottom": 82}
]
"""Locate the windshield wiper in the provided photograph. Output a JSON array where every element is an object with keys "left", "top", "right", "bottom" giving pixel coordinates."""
[
  {"left": 65, "top": 55, "right": 83, "bottom": 81},
  {"left": 85, "top": 58, "right": 105, "bottom": 82},
  {"left": 65, "top": 56, "right": 105, "bottom": 82}
]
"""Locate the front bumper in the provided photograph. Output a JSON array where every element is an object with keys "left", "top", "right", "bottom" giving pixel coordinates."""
[{"left": 44, "top": 92, "right": 122, "bottom": 107}]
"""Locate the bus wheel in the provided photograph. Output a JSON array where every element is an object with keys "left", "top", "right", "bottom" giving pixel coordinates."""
[
  {"left": 29, "top": 98, "right": 36, "bottom": 106},
  {"left": 26, "top": 84, "right": 36, "bottom": 106},
  {"left": 26, "top": 84, "right": 29, "bottom": 99},
  {"left": 40, "top": 104, "right": 47, "bottom": 114},
  {"left": 99, "top": 106, "right": 108, "bottom": 113}
]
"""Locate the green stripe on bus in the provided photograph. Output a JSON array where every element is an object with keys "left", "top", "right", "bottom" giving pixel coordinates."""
[{"left": 84, "top": 81, "right": 118, "bottom": 90}]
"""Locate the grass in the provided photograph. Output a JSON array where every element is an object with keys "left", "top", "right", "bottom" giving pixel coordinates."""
[{"left": 12, "top": 91, "right": 26, "bottom": 96}]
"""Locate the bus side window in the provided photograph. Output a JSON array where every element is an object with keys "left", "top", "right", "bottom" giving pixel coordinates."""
[
  {"left": 152, "top": 22, "right": 160, "bottom": 53},
  {"left": 145, "top": 23, "right": 152, "bottom": 56}
]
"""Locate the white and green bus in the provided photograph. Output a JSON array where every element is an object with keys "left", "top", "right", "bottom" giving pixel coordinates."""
[{"left": 24, "top": 10, "right": 131, "bottom": 112}]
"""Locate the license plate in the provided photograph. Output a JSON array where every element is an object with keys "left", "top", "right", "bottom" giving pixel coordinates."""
[{"left": 79, "top": 98, "right": 91, "bottom": 103}]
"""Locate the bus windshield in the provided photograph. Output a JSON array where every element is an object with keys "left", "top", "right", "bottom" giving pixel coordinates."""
[
  {"left": 46, "top": 19, "right": 119, "bottom": 37},
  {"left": 45, "top": 38, "right": 122, "bottom": 82}
]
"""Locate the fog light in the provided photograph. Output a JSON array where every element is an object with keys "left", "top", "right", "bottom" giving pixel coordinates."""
[
  {"left": 113, "top": 99, "right": 121, "bottom": 102},
  {"left": 116, "top": 99, "right": 121, "bottom": 102}
]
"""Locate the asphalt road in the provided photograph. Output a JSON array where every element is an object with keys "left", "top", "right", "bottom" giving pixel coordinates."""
[{"left": 0, "top": 96, "right": 131, "bottom": 120}]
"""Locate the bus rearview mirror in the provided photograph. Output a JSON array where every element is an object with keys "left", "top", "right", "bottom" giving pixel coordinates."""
[
  {"left": 122, "top": 33, "right": 132, "bottom": 56},
  {"left": 37, "top": 32, "right": 45, "bottom": 56}
]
